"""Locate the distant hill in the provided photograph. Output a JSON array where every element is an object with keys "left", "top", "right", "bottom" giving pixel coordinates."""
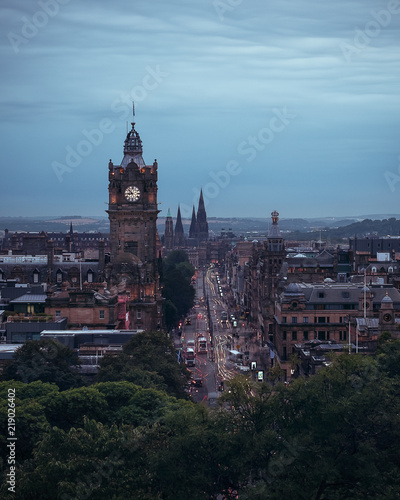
[
  {"left": 285, "top": 218, "right": 400, "bottom": 242},
  {"left": 1, "top": 215, "right": 400, "bottom": 241}
]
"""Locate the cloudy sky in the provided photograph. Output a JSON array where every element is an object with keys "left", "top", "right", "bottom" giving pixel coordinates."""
[{"left": 1, "top": 0, "right": 400, "bottom": 220}]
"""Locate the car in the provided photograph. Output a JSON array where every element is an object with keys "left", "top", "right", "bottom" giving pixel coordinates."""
[
  {"left": 192, "top": 378, "right": 203, "bottom": 387},
  {"left": 185, "top": 318, "right": 191, "bottom": 325}
]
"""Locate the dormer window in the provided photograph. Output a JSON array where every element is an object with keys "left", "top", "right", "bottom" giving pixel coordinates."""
[
  {"left": 33, "top": 269, "right": 39, "bottom": 284},
  {"left": 87, "top": 269, "right": 94, "bottom": 283}
]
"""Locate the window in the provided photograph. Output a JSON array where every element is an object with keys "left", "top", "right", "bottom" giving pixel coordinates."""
[
  {"left": 292, "top": 331, "right": 297, "bottom": 341},
  {"left": 318, "top": 331, "right": 326, "bottom": 340},
  {"left": 292, "top": 317, "right": 297, "bottom": 324},
  {"left": 56, "top": 271, "right": 63, "bottom": 283},
  {"left": 33, "top": 270, "right": 39, "bottom": 283},
  {"left": 283, "top": 347, "right": 287, "bottom": 360},
  {"left": 87, "top": 270, "right": 93, "bottom": 283},
  {"left": 318, "top": 317, "right": 326, "bottom": 323},
  {"left": 282, "top": 316, "right": 287, "bottom": 323},
  {"left": 340, "top": 330, "right": 346, "bottom": 341},
  {"left": 318, "top": 292, "right": 325, "bottom": 298},
  {"left": 303, "top": 317, "right": 309, "bottom": 323},
  {"left": 137, "top": 309, "right": 142, "bottom": 320},
  {"left": 99, "top": 310, "right": 105, "bottom": 319},
  {"left": 283, "top": 331, "right": 287, "bottom": 340},
  {"left": 55, "top": 310, "right": 61, "bottom": 318},
  {"left": 303, "top": 331, "right": 309, "bottom": 340}
]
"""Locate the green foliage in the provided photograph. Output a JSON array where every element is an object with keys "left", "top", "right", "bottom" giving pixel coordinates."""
[
  {"left": 43, "top": 386, "right": 109, "bottom": 430},
  {"left": 161, "top": 250, "right": 195, "bottom": 325},
  {"left": 96, "top": 330, "right": 189, "bottom": 399},
  {"left": 2, "top": 348, "right": 400, "bottom": 499},
  {"left": 1, "top": 339, "right": 84, "bottom": 390}
]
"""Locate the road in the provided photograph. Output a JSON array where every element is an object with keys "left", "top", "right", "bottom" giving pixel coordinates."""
[{"left": 180, "top": 265, "right": 244, "bottom": 404}]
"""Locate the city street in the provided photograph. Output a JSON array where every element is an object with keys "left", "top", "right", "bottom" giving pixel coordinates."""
[{"left": 179, "top": 265, "right": 265, "bottom": 405}]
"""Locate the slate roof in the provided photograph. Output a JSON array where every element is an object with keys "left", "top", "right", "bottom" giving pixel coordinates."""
[{"left": 10, "top": 294, "right": 47, "bottom": 304}]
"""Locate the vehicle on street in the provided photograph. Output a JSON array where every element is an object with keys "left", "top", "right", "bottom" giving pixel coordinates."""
[
  {"left": 191, "top": 377, "right": 203, "bottom": 387},
  {"left": 185, "top": 347, "right": 195, "bottom": 367},
  {"left": 197, "top": 336, "right": 208, "bottom": 354}
]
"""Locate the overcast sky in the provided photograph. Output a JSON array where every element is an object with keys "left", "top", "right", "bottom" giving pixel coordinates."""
[{"left": 1, "top": 0, "right": 400, "bottom": 220}]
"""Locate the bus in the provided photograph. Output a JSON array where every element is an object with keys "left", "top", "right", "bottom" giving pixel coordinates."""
[
  {"left": 185, "top": 347, "right": 195, "bottom": 367},
  {"left": 197, "top": 337, "right": 208, "bottom": 354}
]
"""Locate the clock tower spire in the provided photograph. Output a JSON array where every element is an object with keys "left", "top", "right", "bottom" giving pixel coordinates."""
[{"left": 106, "top": 107, "right": 162, "bottom": 331}]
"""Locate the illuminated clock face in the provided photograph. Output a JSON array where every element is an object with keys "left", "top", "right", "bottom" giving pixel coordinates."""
[
  {"left": 124, "top": 186, "right": 140, "bottom": 202},
  {"left": 383, "top": 313, "right": 392, "bottom": 322}
]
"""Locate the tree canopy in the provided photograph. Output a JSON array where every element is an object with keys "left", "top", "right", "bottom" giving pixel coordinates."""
[
  {"left": 1, "top": 339, "right": 84, "bottom": 390},
  {"left": 2, "top": 341, "right": 400, "bottom": 499},
  {"left": 161, "top": 250, "right": 195, "bottom": 328}
]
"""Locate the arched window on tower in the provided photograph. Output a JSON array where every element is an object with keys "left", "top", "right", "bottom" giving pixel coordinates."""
[{"left": 87, "top": 269, "right": 94, "bottom": 283}]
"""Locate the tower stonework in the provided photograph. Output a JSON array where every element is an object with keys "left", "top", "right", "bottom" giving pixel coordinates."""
[{"left": 106, "top": 118, "right": 163, "bottom": 331}]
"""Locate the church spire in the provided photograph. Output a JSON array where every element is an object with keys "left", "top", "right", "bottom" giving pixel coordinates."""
[
  {"left": 174, "top": 205, "right": 185, "bottom": 247},
  {"left": 196, "top": 189, "right": 208, "bottom": 243},
  {"left": 164, "top": 208, "right": 174, "bottom": 251},
  {"left": 189, "top": 205, "right": 197, "bottom": 239}
]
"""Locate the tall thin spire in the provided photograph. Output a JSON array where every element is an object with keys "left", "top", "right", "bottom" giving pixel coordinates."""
[
  {"left": 196, "top": 189, "right": 208, "bottom": 243},
  {"left": 189, "top": 205, "right": 197, "bottom": 239},
  {"left": 174, "top": 205, "right": 185, "bottom": 247}
]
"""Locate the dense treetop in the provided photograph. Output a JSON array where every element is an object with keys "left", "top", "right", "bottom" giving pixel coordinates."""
[{"left": 1, "top": 337, "right": 400, "bottom": 499}]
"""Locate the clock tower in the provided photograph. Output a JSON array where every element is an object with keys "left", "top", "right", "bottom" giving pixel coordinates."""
[{"left": 106, "top": 115, "right": 163, "bottom": 331}]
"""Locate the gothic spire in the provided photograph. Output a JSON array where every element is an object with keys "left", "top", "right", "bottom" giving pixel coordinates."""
[
  {"left": 174, "top": 205, "right": 185, "bottom": 247},
  {"left": 189, "top": 205, "right": 197, "bottom": 239},
  {"left": 196, "top": 189, "right": 208, "bottom": 243}
]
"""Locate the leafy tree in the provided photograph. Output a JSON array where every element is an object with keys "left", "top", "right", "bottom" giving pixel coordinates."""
[
  {"left": 161, "top": 250, "right": 195, "bottom": 324},
  {"left": 1, "top": 339, "right": 84, "bottom": 390},
  {"left": 96, "top": 330, "right": 189, "bottom": 398},
  {"left": 43, "top": 386, "right": 109, "bottom": 430},
  {"left": 164, "top": 298, "right": 179, "bottom": 331}
]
